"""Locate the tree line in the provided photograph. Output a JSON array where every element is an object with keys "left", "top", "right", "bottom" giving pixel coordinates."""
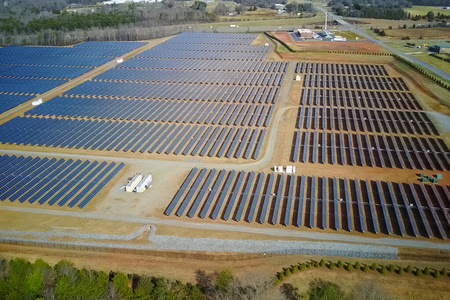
[
  {"left": 0, "top": 2, "right": 217, "bottom": 46},
  {"left": 0, "top": 256, "right": 273, "bottom": 300},
  {"left": 330, "top": 0, "right": 410, "bottom": 20}
]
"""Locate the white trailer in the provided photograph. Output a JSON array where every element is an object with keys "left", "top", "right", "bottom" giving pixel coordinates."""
[
  {"left": 126, "top": 173, "right": 142, "bottom": 192},
  {"left": 136, "top": 175, "right": 152, "bottom": 193}
]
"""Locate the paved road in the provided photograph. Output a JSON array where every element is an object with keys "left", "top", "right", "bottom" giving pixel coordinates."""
[
  {"left": 1, "top": 206, "right": 449, "bottom": 251},
  {"left": 315, "top": 6, "right": 450, "bottom": 81}
]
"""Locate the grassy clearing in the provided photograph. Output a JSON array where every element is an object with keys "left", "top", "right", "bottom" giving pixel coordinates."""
[
  {"left": 206, "top": 1, "right": 237, "bottom": 13},
  {"left": 198, "top": 13, "right": 325, "bottom": 28},
  {"left": 346, "top": 17, "right": 435, "bottom": 30},
  {"left": 411, "top": 53, "right": 450, "bottom": 74},
  {"left": 384, "top": 28, "right": 450, "bottom": 39},
  {"left": 384, "top": 41, "right": 428, "bottom": 53},
  {"left": 405, "top": 6, "right": 450, "bottom": 16},
  {"left": 333, "top": 30, "right": 366, "bottom": 40},
  {"left": 392, "top": 59, "right": 450, "bottom": 107}
]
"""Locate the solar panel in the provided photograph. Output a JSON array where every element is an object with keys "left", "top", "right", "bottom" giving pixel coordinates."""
[
  {"left": 165, "top": 168, "right": 198, "bottom": 215},
  {"left": 199, "top": 169, "right": 225, "bottom": 219},
  {"left": 408, "top": 183, "right": 432, "bottom": 238},
  {"left": 375, "top": 180, "right": 392, "bottom": 235},
  {"left": 386, "top": 181, "right": 405, "bottom": 236},
  {"left": 332, "top": 177, "right": 340, "bottom": 230},
  {"left": 419, "top": 183, "right": 446, "bottom": 239},
  {"left": 234, "top": 172, "right": 255, "bottom": 221},
  {"left": 187, "top": 169, "right": 217, "bottom": 218},
  {"left": 309, "top": 176, "right": 315, "bottom": 228},
  {"left": 258, "top": 173, "right": 274, "bottom": 224},
  {"left": 364, "top": 180, "right": 379, "bottom": 234},
  {"left": 321, "top": 177, "right": 327, "bottom": 229},
  {"left": 270, "top": 174, "right": 284, "bottom": 225},
  {"left": 176, "top": 168, "right": 207, "bottom": 216},
  {"left": 223, "top": 171, "right": 245, "bottom": 220},
  {"left": 352, "top": 178, "right": 364, "bottom": 233},
  {"left": 211, "top": 170, "right": 236, "bottom": 220},
  {"left": 246, "top": 172, "right": 265, "bottom": 222},
  {"left": 302, "top": 131, "right": 309, "bottom": 163}
]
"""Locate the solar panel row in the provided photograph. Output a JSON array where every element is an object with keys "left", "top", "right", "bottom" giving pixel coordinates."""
[
  {"left": 302, "top": 73, "right": 406, "bottom": 90},
  {"left": 0, "top": 94, "right": 35, "bottom": 115},
  {"left": 292, "top": 130, "right": 450, "bottom": 171},
  {"left": 165, "top": 168, "right": 450, "bottom": 239},
  {"left": 0, "top": 154, "right": 123, "bottom": 209},
  {"left": 61, "top": 82, "right": 280, "bottom": 103},
  {"left": 94, "top": 68, "right": 285, "bottom": 86},
  {"left": 299, "top": 88, "right": 422, "bottom": 110},
  {"left": 0, "top": 117, "right": 265, "bottom": 159},
  {"left": 297, "top": 106, "right": 438, "bottom": 135},
  {"left": 297, "top": 62, "right": 388, "bottom": 76},
  {"left": 0, "top": 78, "right": 67, "bottom": 94},
  {"left": 119, "top": 59, "right": 286, "bottom": 72},
  {"left": 0, "top": 65, "right": 95, "bottom": 80},
  {"left": 26, "top": 97, "right": 274, "bottom": 128},
  {"left": 0, "top": 41, "right": 145, "bottom": 113}
]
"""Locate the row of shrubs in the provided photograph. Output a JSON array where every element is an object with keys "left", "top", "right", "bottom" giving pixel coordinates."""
[
  {"left": 429, "top": 53, "right": 450, "bottom": 63},
  {"left": 274, "top": 259, "right": 449, "bottom": 284},
  {"left": 393, "top": 53, "right": 450, "bottom": 90}
]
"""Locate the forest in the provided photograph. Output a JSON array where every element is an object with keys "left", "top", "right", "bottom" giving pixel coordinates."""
[
  {"left": 0, "top": 1, "right": 216, "bottom": 46},
  {"left": 0, "top": 256, "right": 272, "bottom": 300},
  {"left": 330, "top": 0, "right": 410, "bottom": 19}
]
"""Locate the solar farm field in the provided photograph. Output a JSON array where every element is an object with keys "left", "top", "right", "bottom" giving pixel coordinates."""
[
  {"left": 0, "top": 41, "right": 145, "bottom": 115},
  {"left": 0, "top": 41, "right": 148, "bottom": 209},
  {"left": 2, "top": 33, "right": 289, "bottom": 160},
  {"left": 164, "top": 58, "right": 449, "bottom": 241},
  {"left": 0, "top": 154, "right": 124, "bottom": 209},
  {"left": 166, "top": 168, "right": 449, "bottom": 239},
  {"left": 0, "top": 32, "right": 449, "bottom": 249}
]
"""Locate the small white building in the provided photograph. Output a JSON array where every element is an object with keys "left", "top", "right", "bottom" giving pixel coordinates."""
[
  {"left": 32, "top": 98, "right": 43, "bottom": 106},
  {"left": 333, "top": 36, "right": 347, "bottom": 41},
  {"left": 136, "top": 175, "right": 152, "bottom": 193},
  {"left": 126, "top": 173, "right": 142, "bottom": 192},
  {"left": 297, "top": 29, "right": 314, "bottom": 38}
]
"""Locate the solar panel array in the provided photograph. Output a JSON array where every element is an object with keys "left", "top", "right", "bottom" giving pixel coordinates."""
[
  {"left": 0, "top": 154, "right": 124, "bottom": 209},
  {"left": 2, "top": 33, "right": 288, "bottom": 160},
  {"left": 0, "top": 41, "right": 145, "bottom": 115},
  {"left": 0, "top": 94, "right": 35, "bottom": 115},
  {"left": 291, "top": 62, "right": 450, "bottom": 171},
  {"left": 166, "top": 168, "right": 450, "bottom": 239},
  {"left": 291, "top": 130, "right": 449, "bottom": 170}
]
